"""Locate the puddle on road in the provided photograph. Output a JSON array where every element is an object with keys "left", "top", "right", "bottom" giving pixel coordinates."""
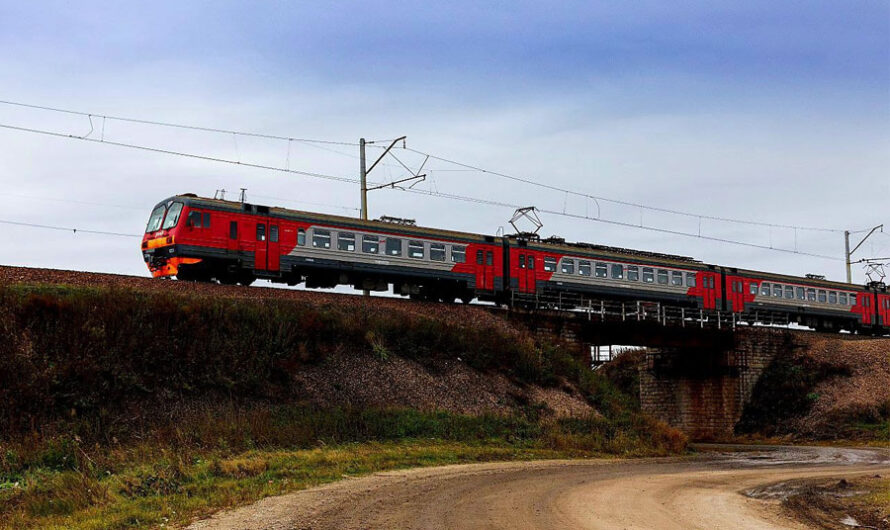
[{"left": 702, "top": 445, "right": 890, "bottom": 468}]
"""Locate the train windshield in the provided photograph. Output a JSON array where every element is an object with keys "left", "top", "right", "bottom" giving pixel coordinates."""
[
  {"left": 145, "top": 204, "right": 166, "bottom": 233},
  {"left": 161, "top": 202, "right": 184, "bottom": 230}
]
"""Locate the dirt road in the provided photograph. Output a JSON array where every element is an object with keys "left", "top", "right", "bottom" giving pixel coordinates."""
[{"left": 188, "top": 446, "right": 890, "bottom": 530}]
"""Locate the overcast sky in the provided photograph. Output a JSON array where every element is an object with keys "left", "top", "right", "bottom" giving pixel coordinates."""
[{"left": 0, "top": 1, "right": 888, "bottom": 285}]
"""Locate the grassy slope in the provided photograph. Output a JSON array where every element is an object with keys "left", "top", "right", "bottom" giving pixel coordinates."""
[{"left": 0, "top": 284, "right": 684, "bottom": 528}]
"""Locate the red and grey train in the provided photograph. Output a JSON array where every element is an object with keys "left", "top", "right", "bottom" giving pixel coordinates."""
[{"left": 142, "top": 194, "right": 890, "bottom": 334}]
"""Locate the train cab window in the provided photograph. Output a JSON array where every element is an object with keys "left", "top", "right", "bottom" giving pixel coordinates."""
[
  {"left": 386, "top": 238, "right": 402, "bottom": 256},
  {"left": 579, "top": 260, "right": 592, "bottom": 276},
  {"left": 187, "top": 211, "right": 202, "bottom": 228},
  {"left": 670, "top": 271, "right": 683, "bottom": 286},
  {"left": 229, "top": 221, "right": 237, "bottom": 240},
  {"left": 750, "top": 284, "right": 758, "bottom": 295},
  {"left": 485, "top": 251, "right": 494, "bottom": 266},
  {"left": 612, "top": 264, "right": 624, "bottom": 280},
  {"left": 761, "top": 283, "right": 771, "bottom": 296},
  {"left": 829, "top": 291, "right": 837, "bottom": 304},
  {"left": 146, "top": 205, "right": 166, "bottom": 232},
  {"left": 451, "top": 245, "right": 466, "bottom": 263},
  {"left": 312, "top": 229, "right": 331, "bottom": 248},
  {"left": 797, "top": 287, "right": 805, "bottom": 300},
  {"left": 162, "top": 202, "right": 184, "bottom": 229},
  {"left": 362, "top": 235, "right": 379, "bottom": 254},
  {"left": 430, "top": 243, "right": 446, "bottom": 262},
  {"left": 203, "top": 213, "right": 211, "bottom": 228},
  {"left": 256, "top": 224, "right": 266, "bottom": 242},
  {"left": 807, "top": 288, "right": 816, "bottom": 301},
  {"left": 818, "top": 290, "right": 827, "bottom": 303},
  {"left": 773, "top": 284, "right": 783, "bottom": 298},
  {"left": 686, "top": 273, "right": 696, "bottom": 288},
  {"left": 543, "top": 257, "right": 557, "bottom": 272},
  {"left": 476, "top": 250, "right": 484, "bottom": 265},
  {"left": 270, "top": 225, "right": 279, "bottom": 243},
  {"left": 297, "top": 229, "right": 306, "bottom": 246},
  {"left": 839, "top": 293, "right": 848, "bottom": 305},
  {"left": 657, "top": 270, "right": 669, "bottom": 285},
  {"left": 642, "top": 267, "right": 654, "bottom": 283},
  {"left": 785, "top": 286, "right": 794, "bottom": 299},
  {"left": 850, "top": 294, "right": 857, "bottom": 305},
  {"left": 408, "top": 240, "right": 425, "bottom": 259},
  {"left": 518, "top": 255, "right": 526, "bottom": 269},
  {"left": 627, "top": 266, "right": 639, "bottom": 281},
  {"left": 561, "top": 259, "right": 575, "bottom": 274},
  {"left": 595, "top": 263, "right": 607, "bottom": 278},
  {"left": 338, "top": 232, "right": 356, "bottom": 251}
]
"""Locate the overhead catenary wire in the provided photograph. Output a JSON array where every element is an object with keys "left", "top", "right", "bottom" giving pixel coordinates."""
[
  {"left": 0, "top": 99, "right": 359, "bottom": 146},
  {"left": 404, "top": 147, "right": 848, "bottom": 234},
  {"left": 0, "top": 117, "right": 854, "bottom": 262},
  {"left": 0, "top": 219, "right": 141, "bottom": 238}
]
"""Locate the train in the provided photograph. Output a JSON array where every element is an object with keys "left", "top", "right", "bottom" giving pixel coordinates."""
[{"left": 142, "top": 194, "right": 890, "bottom": 334}]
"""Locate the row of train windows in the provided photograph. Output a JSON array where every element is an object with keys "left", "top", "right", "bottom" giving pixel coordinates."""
[
  {"left": 749, "top": 281, "right": 856, "bottom": 305},
  {"left": 544, "top": 257, "right": 697, "bottom": 287},
  {"left": 298, "top": 228, "right": 467, "bottom": 263}
]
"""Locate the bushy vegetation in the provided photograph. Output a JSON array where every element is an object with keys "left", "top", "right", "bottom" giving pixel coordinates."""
[{"left": 0, "top": 284, "right": 684, "bottom": 528}]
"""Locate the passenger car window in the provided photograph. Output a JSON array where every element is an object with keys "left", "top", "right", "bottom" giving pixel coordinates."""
[
  {"left": 408, "top": 240, "right": 424, "bottom": 259},
  {"left": 785, "top": 286, "right": 794, "bottom": 299},
  {"left": 312, "top": 229, "right": 331, "bottom": 248},
  {"left": 686, "top": 273, "right": 696, "bottom": 287},
  {"left": 561, "top": 259, "right": 575, "bottom": 274},
  {"left": 797, "top": 287, "right": 805, "bottom": 300},
  {"left": 807, "top": 288, "right": 816, "bottom": 301},
  {"left": 750, "top": 284, "right": 758, "bottom": 295},
  {"left": 595, "top": 263, "right": 607, "bottom": 278},
  {"left": 297, "top": 229, "right": 306, "bottom": 246},
  {"left": 579, "top": 260, "right": 591, "bottom": 276},
  {"left": 386, "top": 238, "right": 402, "bottom": 256},
  {"left": 642, "top": 267, "right": 654, "bottom": 283},
  {"left": 839, "top": 293, "right": 847, "bottom": 305},
  {"left": 543, "top": 257, "right": 556, "bottom": 272},
  {"left": 338, "top": 232, "right": 355, "bottom": 251},
  {"left": 451, "top": 245, "right": 466, "bottom": 263},
  {"left": 657, "top": 270, "right": 668, "bottom": 285},
  {"left": 430, "top": 243, "right": 446, "bottom": 262},
  {"left": 773, "top": 284, "right": 783, "bottom": 297},
  {"left": 611, "top": 264, "right": 624, "bottom": 280},
  {"left": 670, "top": 271, "right": 683, "bottom": 286},
  {"left": 829, "top": 291, "right": 837, "bottom": 304},
  {"left": 362, "top": 235, "right": 379, "bottom": 254},
  {"left": 627, "top": 266, "right": 639, "bottom": 281},
  {"left": 818, "top": 290, "right": 827, "bottom": 303},
  {"left": 761, "top": 283, "right": 771, "bottom": 296}
]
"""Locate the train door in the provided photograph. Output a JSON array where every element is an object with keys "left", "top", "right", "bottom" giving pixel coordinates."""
[
  {"left": 516, "top": 252, "right": 537, "bottom": 294},
  {"left": 267, "top": 223, "right": 280, "bottom": 272},
  {"left": 524, "top": 253, "right": 537, "bottom": 294},
  {"left": 700, "top": 272, "right": 718, "bottom": 310},
  {"left": 726, "top": 276, "right": 745, "bottom": 312},
  {"left": 255, "top": 220, "right": 268, "bottom": 271},
  {"left": 476, "top": 248, "right": 495, "bottom": 291}
]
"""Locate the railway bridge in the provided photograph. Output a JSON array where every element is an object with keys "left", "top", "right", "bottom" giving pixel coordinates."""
[{"left": 495, "top": 303, "right": 846, "bottom": 440}]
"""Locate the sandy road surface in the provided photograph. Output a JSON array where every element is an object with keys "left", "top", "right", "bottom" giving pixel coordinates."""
[{"left": 188, "top": 446, "right": 890, "bottom": 530}]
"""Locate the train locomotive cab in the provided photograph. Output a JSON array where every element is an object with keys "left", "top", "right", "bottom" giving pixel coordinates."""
[{"left": 141, "top": 198, "right": 201, "bottom": 279}]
